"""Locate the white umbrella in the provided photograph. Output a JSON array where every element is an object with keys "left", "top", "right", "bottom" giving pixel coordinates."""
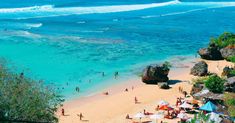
[
  {"left": 158, "top": 100, "right": 169, "bottom": 106},
  {"left": 209, "top": 112, "right": 222, "bottom": 123},
  {"left": 134, "top": 112, "right": 145, "bottom": 122},
  {"left": 177, "top": 112, "right": 188, "bottom": 119},
  {"left": 150, "top": 114, "right": 163, "bottom": 123},
  {"left": 179, "top": 102, "right": 192, "bottom": 109}
]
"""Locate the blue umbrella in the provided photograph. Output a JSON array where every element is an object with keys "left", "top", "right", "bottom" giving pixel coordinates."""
[{"left": 199, "top": 101, "right": 217, "bottom": 112}]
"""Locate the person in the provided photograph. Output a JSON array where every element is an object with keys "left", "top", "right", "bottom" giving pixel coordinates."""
[
  {"left": 102, "top": 72, "right": 105, "bottom": 77},
  {"left": 156, "top": 105, "right": 160, "bottom": 111},
  {"left": 79, "top": 113, "right": 83, "bottom": 120},
  {"left": 160, "top": 121, "right": 163, "bottom": 123},
  {"left": 62, "top": 108, "right": 65, "bottom": 116},
  {"left": 132, "top": 86, "right": 134, "bottom": 90},
  {"left": 125, "top": 88, "right": 128, "bottom": 92},
  {"left": 103, "top": 92, "right": 109, "bottom": 95},
  {"left": 126, "top": 114, "right": 131, "bottom": 119},
  {"left": 114, "top": 71, "right": 119, "bottom": 79},
  {"left": 76, "top": 87, "right": 80, "bottom": 92},
  {"left": 183, "top": 91, "right": 187, "bottom": 98},
  {"left": 143, "top": 109, "right": 146, "bottom": 115},
  {"left": 134, "top": 96, "right": 138, "bottom": 104},
  {"left": 20, "top": 72, "right": 24, "bottom": 79}
]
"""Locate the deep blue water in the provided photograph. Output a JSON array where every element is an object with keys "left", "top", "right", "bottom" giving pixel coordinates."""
[{"left": 0, "top": 0, "right": 235, "bottom": 99}]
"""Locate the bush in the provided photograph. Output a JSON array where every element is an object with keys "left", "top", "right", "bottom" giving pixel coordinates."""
[
  {"left": 0, "top": 63, "right": 64, "bottom": 122},
  {"left": 227, "top": 56, "right": 235, "bottom": 63},
  {"left": 205, "top": 75, "right": 225, "bottom": 93},
  {"left": 210, "top": 32, "right": 235, "bottom": 48}
]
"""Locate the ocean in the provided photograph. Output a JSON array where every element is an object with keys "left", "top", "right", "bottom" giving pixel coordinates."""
[{"left": 0, "top": 0, "right": 235, "bottom": 99}]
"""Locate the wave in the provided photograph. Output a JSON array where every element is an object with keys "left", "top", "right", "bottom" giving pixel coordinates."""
[
  {"left": 25, "top": 23, "right": 43, "bottom": 29},
  {"left": 1, "top": 30, "right": 41, "bottom": 38},
  {"left": 0, "top": 1, "right": 235, "bottom": 19},
  {"left": 0, "top": 0, "right": 180, "bottom": 19},
  {"left": 141, "top": 2, "right": 235, "bottom": 19}
]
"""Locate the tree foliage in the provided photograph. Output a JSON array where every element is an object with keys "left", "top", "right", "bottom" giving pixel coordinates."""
[
  {"left": 0, "top": 62, "right": 64, "bottom": 122},
  {"left": 205, "top": 75, "right": 225, "bottom": 93},
  {"left": 210, "top": 32, "right": 235, "bottom": 48}
]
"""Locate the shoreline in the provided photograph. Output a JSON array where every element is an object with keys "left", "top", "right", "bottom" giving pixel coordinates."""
[{"left": 63, "top": 55, "right": 196, "bottom": 106}]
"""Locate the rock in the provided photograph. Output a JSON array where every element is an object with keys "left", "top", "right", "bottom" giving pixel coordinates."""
[
  {"left": 190, "top": 61, "right": 208, "bottom": 76},
  {"left": 222, "top": 67, "right": 235, "bottom": 78},
  {"left": 224, "top": 77, "right": 235, "bottom": 92},
  {"left": 198, "top": 43, "right": 223, "bottom": 60},
  {"left": 158, "top": 82, "right": 170, "bottom": 89},
  {"left": 220, "top": 46, "right": 235, "bottom": 59},
  {"left": 142, "top": 63, "right": 170, "bottom": 84}
]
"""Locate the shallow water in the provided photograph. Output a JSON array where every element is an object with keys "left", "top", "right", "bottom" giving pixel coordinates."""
[{"left": 0, "top": 0, "right": 235, "bottom": 99}]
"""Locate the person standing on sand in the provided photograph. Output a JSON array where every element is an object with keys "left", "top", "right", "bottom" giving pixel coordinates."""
[
  {"left": 134, "top": 96, "right": 138, "bottom": 104},
  {"left": 79, "top": 113, "right": 83, "bottom": 120},
  {"left": 62, "top": 108, "right": 65, "bottom": 116}
]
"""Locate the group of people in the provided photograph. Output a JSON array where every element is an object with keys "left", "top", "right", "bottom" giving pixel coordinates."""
[{"left": 61, "top": 108, "right": 84, "bottom": 120}]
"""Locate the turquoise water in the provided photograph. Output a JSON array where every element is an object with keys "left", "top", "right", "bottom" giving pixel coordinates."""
[{"left": 0, "top": 0, "right": 235, "bottom": 99}]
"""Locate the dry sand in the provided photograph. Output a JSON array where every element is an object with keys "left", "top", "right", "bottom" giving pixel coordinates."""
[{"left": 58, "top": 59, "right": 234, "bottom": 123}]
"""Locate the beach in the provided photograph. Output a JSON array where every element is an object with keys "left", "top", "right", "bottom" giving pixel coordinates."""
[{"left": 58, "top": 59, "right": 234, "bottom": 123}]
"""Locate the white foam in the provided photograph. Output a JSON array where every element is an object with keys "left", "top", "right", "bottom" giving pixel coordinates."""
[
  {"left": 0, "top": 5, "right": 53, "bottom": 13},
  {"left": 25, "top": 23, "right": 43, "bottom": 29},
  {"left": 141, "top": 2, "right": 235, "bottom": 19},
  {"left": 1, "top": 1, "right": 235, "bottom": 19},
  {"left": 0, "top": 0, "right": 180, "bottom": 19}
]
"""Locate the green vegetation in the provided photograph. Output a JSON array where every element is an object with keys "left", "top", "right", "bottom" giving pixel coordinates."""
[
  {"left": 227, "top": 56, "right": 235, "bottom": 63},
  {"left": 162, "top": 61, "right": 171, "bottom": 71},
  {"left": 0, "top": 62, "right": 64, "bottom": 122},
  {"left": 224, "top": 93, "right": 235, "bottom": 117},
  {"left": 192, "top": 76, "right": 208, "bottom": 84},
  {"left": 210, "top": 32, "right": 235, "bottom": 48},
  {"left": 205, "top": 75, "right": 225, "bottom": 93}
]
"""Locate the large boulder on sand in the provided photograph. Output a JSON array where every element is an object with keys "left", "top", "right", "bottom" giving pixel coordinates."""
[
  {"left": 198, "top": 43, "right": 223, "bottom": 60},
  {"left": 190, "top": 61, "right": 208, "bottom": 76},
  {"left": 224, "top": 77, "right": 235, "bottom": 92},
  {"left": 142, "top": 63, "right": 170, "bottom": 84},
  {"left": 220, "top": 46, "right": 235, "bottom": 60}
]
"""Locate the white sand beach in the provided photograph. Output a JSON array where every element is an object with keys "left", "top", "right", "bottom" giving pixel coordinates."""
[{"left": 58, "top": 59, "right": 234, "bottom": 123}]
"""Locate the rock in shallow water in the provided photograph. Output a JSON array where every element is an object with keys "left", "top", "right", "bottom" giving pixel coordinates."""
[{"left": 142, "top": 64, "right": 169, "bottom": 84}]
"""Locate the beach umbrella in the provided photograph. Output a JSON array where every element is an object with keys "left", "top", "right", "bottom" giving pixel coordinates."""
[
  {"left": 159, "top": 105, "right": 173, "bottom": 110},
  {"left": 179, "top": 101, "right": 192, "bottom": 109},
  {"left": 199, "top": 101, "right": 217, "bottom": 112},
  {"left": 177, "top": 112, "right": 189, "bottom": 120},
  {"left": 134, "top": 112, "right": 145, "bottom": 122},
  {"left": 158, "top": 100, "right": 169, "bottom": 106},
  {"left": 187, "top": 99, "right": 199, "bottom": 104},
  {"left": 150, "top": 114, "right": 163, "bottom": 123},
  {"left": 209, "top": 112, "right": 222, "bottom": 123}
]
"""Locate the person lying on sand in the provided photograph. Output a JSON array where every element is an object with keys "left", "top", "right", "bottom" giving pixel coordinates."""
[{"left": 103, "top": 92, "right": 109, "bottom": 95}]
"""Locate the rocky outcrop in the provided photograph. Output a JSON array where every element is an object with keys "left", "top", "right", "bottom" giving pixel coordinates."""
[
  {"left": 224, "top": 77, "right": 235, "bottom": 92},
  {"left": 190, "top": 61, "right": 208, "bottom": 76},
  {"left": 220, "top": 46, "right": 235, "bottom": 60},
  {"left": 142, "top": 63, "right": 170, "bottom": 84},
  {"left": 158, "top": 82, "right": 170, "bottom": 89},
  {"left": 198, "top": 43, "right": 223, "bottom": 60}
]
